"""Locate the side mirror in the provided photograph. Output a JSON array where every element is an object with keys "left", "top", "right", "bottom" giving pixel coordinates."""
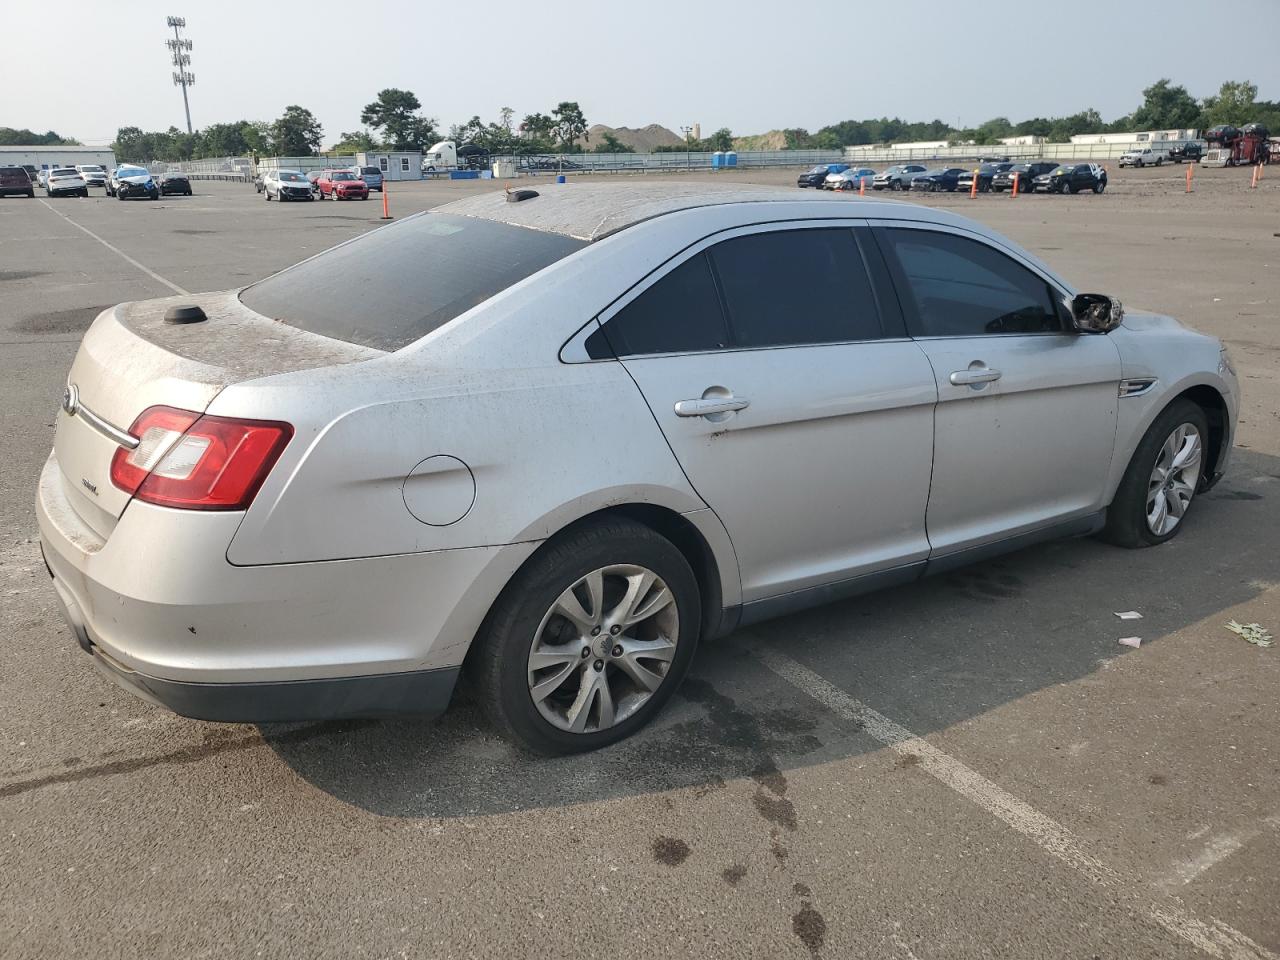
[{"left": 1070, "top": 293, "right": 1124, "bottom": 334}]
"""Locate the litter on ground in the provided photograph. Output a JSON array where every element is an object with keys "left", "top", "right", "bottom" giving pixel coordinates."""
[
  {"left": 1225, "top": 621, "right": 1274, "bottom": 648},
  {"left": 1115, "top": 611, "right": 1143, "bottom": 620},
  {"left": 1118, "top": 637, "right": 1142, "bottom": 649}
]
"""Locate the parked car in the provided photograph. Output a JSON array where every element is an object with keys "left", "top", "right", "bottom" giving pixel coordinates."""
[
  {"left": 356, "top": 165, "right": 384, "bottom": 191},
  {"left": 1118, "top": 146, "right": 1167, "bottom": 168},
  {"left": 1168, "top": 143, "right": 1203, "bottom": 163},
  {"left": 872, "top": 164, "right": 927, "bottom": 191},
  {"left": 75, "top": 165, "right": 108, "bottom": 188},
  {"left": 306, "top": 170, "right": 327, "bottom": 195},
  {"left": 36, "top": 184, "right": 1238, "bottom": 754},
  {"left": 36, "top": 169, "right": 50, "bottom": 188},
  {"left": 45, "top": 167, "right": 89, "bottom": 197},
  {"left": 990, "top": 162, "right": 1059, "bottom": 193},
  {"left": 909, "top": 167, "right": 969, "bottom": 192},
  {"left": 1, "top": 165, "right": 36, "bottom": 198},
  {"left": 263, "top": 169, "right": 315, "bottom": 201},
  {"left": 797, "top": 164, "right": 848, "bottom": 188},
  {"left": 22, "top": 164, "right": 39, "bottom": 183},
  {"left": 108, "top": 165, "right": 151, "bottom": 197},
  {"left": 159, "top": 173, "right": 193, "bottom": 196},
  {"left": 114, "top": 167, "right": 161, "bottom": 200},
  {"left": 317, "top": 169, "right": 369, "bottom": 200},
  {"left": 956, "top": 162, "right": 1016, "bottom": 193},
  {"left": 824, "top": 167, "right": 877, "bottom": 191},
  {"left": 1034, "top": 163, "right": 1108, "bottom": 194}
]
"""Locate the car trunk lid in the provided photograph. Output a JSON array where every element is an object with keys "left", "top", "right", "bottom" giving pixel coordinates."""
[{"left": 54, "top": 290, "right": 383, "bottom": 538}]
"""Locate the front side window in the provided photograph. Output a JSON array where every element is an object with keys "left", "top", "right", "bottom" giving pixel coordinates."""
[{"left": 881, "top": 228, "right": 1061, "bottom": 337}]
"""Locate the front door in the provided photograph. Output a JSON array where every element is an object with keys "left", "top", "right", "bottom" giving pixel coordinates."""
[
  {"left": 596, "top": 224, "right": 938, "bottom": 602},
  {"left": 874, "top": 224, "right": 1121, "bottom": 557}
]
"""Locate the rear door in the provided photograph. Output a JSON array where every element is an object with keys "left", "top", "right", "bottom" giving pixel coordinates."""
[
  {"left": 873, "top": 223, "right": 1120, "bottom": 557},
  {"left": 599, "top": 223, "right": 938, "bottom": 603}
]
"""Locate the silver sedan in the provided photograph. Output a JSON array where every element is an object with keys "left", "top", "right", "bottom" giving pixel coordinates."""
[{"left": 38, "top": 184, "right": 1238, "bottom": 753}]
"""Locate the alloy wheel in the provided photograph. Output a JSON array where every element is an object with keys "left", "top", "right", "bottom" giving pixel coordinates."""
[
  {"left": 1146, "top": 422, "right": 1202, "bottom": 536},
  {"left": 527, "top": 564, "right": 679, "bottom": 734}
]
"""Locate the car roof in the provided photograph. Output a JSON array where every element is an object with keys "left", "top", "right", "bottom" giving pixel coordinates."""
[{"left": 437, "top": 182, "right": 979, "bottom": 243}]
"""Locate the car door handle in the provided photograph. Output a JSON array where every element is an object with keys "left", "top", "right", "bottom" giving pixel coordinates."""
[
  {"left": 673, "top": 396, "right": 750, "bottom": 418},
  {"left": 949, "top": 367, "right": 1002, "bottom": 386}
]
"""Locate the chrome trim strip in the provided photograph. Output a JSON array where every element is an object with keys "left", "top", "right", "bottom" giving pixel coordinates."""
[{"left": 73, "top": 402, "right": 140, "bottom": 450}]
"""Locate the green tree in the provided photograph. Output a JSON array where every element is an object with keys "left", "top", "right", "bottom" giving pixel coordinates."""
[
  {"left": 360, "top": 88, "right": 435, "bottom": 151},
  {"left": 1130, "top": 79, "right": 1202, "bottom": 130},
  {"left": 272, "top": 105, "right": 323, "bottom": 156},
  {"left": 593, "top": 132, "right": 634, "bottom": 153},
  {"left": 551, "top": 101, "right": 588, "bottom": 151},
  {"left": 0, "top": 127, "right": 80, "bottom": 146},
  {"left": 706, "top": 127, "right": 734, "bottom": 151},
  {"left": 519, "top": 112, "right": 555, "bottom": 151},
  {"left": 330, "top": 129, "right": 379, "bottom": 153},
  {"left": 1201, "top": 80, "right": 1259, "bottom": 127}
]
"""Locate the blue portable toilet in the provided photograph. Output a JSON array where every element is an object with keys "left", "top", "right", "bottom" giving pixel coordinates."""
[
  {"left": 725, "top": 151, "right": 738, "bottom": 168},
  {"left": 711, "top": 152, "right": 724, "bottom": 169}
]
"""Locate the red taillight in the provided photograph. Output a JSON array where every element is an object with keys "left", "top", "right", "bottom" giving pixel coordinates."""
[{"left": 110, "top": 406, "right": 293, "bottom": 511}]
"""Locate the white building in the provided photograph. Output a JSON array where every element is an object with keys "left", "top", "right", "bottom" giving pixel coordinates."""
[
  {"left": 0, "top": 145, "right": 116, "bottom": 170},
  {"left": 357, "top": 151, "right": 423, "bottom": 181},
  {"left": 1070, "top": 128, "right": 1199, "bottom": 145}
]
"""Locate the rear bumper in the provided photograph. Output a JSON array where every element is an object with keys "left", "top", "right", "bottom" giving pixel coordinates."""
[{"left": 36, "top": 451, "right": 535, "bottom": 718}]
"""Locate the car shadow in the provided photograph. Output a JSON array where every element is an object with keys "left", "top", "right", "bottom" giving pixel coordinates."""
[{"left": 263, "top": 448, "right": 1279, "bottom": 819}]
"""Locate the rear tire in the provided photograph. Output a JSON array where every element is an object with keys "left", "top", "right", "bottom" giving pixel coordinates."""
[
  {"left": 471, "top": 518, "right": 701, "bottom": 755},
  {"left": 1101, "top": 399, "right": 1209, "bottom": 549}
]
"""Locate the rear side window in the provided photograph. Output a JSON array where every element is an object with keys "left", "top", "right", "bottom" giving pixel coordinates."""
[
  {"left": 709, "top": 228, "right": 883, "bottom": 348},
  {"left": 240, "top": 213, "right": 585, "bottom": 350},
  {"left": 880, "top": 228, "right": 1061, "bottom": 337},
  {"left": 593, "top": 253, "right": 728, "bottom": 358}
]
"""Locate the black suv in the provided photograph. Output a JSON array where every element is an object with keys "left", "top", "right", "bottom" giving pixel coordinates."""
[
  {"left": 956, "top": 162, "right": 1015, "bottom": 193},
  {"left": 1032, "top": 164, "right": 1107, "bottom": 194},
  {"left": 1168, "top": 143, "right": 1203, "bottom": 163},
  {"left": 796, "top": 164, "right": 844, "bottom": 188},
  {"left": 991, "top": 162, "right": 1059, "bottom": 193}
]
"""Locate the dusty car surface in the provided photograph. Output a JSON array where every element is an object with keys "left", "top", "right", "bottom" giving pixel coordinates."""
[{"left": 38, "top": 184, "right": 1237, "bottom": 754}]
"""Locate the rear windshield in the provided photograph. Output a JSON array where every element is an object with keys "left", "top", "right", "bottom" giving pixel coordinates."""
[
  {"left": 0, "top": 167, "right": 24, "bottom": 176},
  {"left": 360, "top": 167, "right": 380, "bottom": 175},
  {"left": 240, "top": 213, "right": 587, "bottom": 350}
]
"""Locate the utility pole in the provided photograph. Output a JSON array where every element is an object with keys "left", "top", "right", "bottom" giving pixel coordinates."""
[
  {"left": 166, "top": 16, "right": 195, "bottom": 135},
  {"left": 680, "top": 125, "right": 693, "bottom": 170}
]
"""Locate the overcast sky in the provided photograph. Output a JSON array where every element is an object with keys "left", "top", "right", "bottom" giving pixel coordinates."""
[{"left": 5, "top": 0, "right": 1279, "bottom": 146}]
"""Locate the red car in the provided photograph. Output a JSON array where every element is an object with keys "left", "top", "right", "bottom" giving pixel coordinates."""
[
  {"left": 0, "top": 165, "right": 35, "bottom": 198},
  {"left": 317, "top": 169, "right": 369, "bottom": 201}
]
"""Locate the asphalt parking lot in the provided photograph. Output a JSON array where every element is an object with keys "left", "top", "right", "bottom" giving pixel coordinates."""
[{"left": 2, "top": 166, "right": 1278, "bottom": 959}]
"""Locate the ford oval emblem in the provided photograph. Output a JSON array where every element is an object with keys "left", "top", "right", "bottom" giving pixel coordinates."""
[{"left": 61, "top": 383, "right": 79, "bottom": 417}]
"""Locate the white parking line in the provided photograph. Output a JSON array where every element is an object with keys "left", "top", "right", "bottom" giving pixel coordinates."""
[
  {"left": 36, "top": 198, "right": 189, "bottom": 296},
  {"left": 753, "top": 643, "right": 1277, "bottom": 960}
]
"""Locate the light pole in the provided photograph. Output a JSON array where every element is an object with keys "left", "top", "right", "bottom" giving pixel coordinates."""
[
  {"left": 680, "top": 125, "right": 693, "bottom": 170},
  {"left": 166, "top": 17, "right": 195, "bottom": 135}
]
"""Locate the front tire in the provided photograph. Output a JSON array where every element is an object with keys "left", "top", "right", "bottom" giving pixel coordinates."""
[
  {"left": 471, "top": 518, "right": 700, "bottom": 755},
  {"left": 1102, "top": 399, "right": 1209, "bottom": 548}
]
